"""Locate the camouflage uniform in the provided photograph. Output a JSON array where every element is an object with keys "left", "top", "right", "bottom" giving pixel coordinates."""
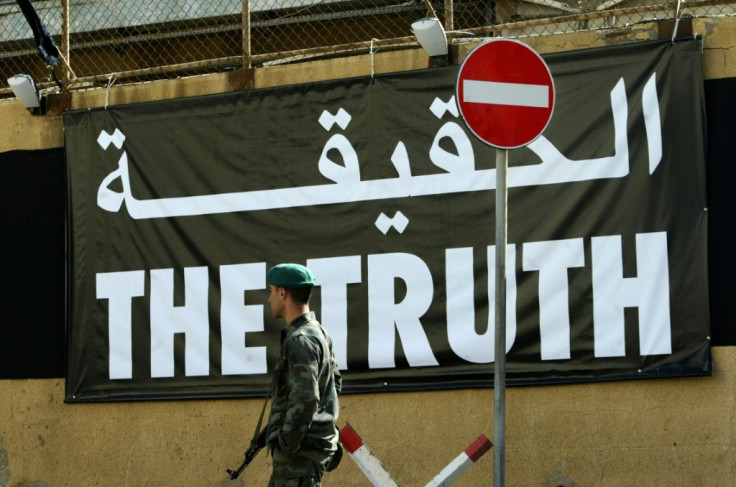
[{"left": 266, "top": 311, "right": 341, "bottom": 487}]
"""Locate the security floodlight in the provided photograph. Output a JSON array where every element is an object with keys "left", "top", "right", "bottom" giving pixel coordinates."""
[
  {"left": 411, "top": 17, "right": 448, "bottom": 64},
  {"left": 8, "top": 74, "right": 44, "bottom": 115}
]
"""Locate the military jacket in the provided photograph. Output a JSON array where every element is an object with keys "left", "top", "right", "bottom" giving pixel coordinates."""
[{"left": 266, "top": 312, "right": 341, "bottom": 461}]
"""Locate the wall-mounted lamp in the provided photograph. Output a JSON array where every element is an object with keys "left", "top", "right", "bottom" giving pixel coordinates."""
[
  {"left": 411, "top": 17, "right": 449, "bottom": 65},
  {"left": 7, "top": 74, "right": 45, "bottom": 115}
]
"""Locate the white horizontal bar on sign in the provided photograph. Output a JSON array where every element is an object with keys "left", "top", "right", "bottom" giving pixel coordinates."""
[{"left": 463, "top": 80, "right": 549, "bottom": 108}]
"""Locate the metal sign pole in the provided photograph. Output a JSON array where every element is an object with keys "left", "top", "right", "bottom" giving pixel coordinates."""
[
  {"left": 493, "top": 148, "right": 508, "bottom": 487},
  {"left": 457, "top": 39, "right": 553, "bottom": 487}
]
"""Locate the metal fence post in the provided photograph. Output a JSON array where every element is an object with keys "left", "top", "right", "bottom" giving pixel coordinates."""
[
  {"left": 242, "top": 0, "right": 251, "bottom": 69},
  {"left": 61, "top": 0, "right": 70, "bottom": 84},
  {"left": 444, "top": 0, "right": 454, "bottom": 31}
]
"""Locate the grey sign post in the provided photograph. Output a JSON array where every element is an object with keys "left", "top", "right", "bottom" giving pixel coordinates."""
[
  {"left": 493, "top": 147, "right": 508, "bottom": 486},
  {"left": 456, "top": 38, "right": 555, "bottom": 487}
]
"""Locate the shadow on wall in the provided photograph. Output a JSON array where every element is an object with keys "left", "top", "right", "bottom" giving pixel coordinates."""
[
  {"left": 0, "top": 439, "right": 8, "bottom": 487},
  {"left": 547, "top": 472, "right": 575, "bottom": 487}
]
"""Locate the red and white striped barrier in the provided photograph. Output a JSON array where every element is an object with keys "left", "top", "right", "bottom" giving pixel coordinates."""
[
  {"left": 339, "top": 423, "right": 400, "bottom": 487},
  {"left": 425, "top": 435, "right": 493, "bottom": 487},
  {"left": 340, "top": 423, "right": 492, "bottom": 487}
]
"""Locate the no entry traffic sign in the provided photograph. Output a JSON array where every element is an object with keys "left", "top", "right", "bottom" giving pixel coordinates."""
[{"left": 456, "top": 39, "right": 555, "bottom": 149}]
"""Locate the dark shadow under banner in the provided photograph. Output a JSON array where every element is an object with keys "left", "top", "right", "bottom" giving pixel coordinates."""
[
  {"left": 705, "top": 77, "right": 736, "bottom": 348},
  {"left": 63, "top": 38, "right": 712, "bottom": 402},
  {"left": 0, "top": 148, "right": 65, "bottom": 379}
]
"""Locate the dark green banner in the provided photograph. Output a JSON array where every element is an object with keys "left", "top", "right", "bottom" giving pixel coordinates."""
[{"left": 64, "top": 38, "right": 710, "bottom": 402}]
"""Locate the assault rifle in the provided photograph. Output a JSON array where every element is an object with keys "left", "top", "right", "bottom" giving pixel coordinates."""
[{"left": 226, "top": 426, "right": 267, "bottom": 480}]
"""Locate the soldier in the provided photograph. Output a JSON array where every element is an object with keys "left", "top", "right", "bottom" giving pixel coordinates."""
[{"left": 265, "top": 263, "right": 342, "bottom": 487}]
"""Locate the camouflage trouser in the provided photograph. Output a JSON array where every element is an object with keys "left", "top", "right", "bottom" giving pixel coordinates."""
[{"left": 268, "top": 447, "right": 331, "bottom": 487}]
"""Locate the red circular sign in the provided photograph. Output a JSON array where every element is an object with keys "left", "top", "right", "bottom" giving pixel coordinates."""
[{"left": 456, "top": 39, "right": 555, "bottom": 149}]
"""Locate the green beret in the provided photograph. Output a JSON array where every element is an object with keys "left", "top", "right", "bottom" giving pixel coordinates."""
[{"left": 266, "top": 263, "right": 315, "bottom": 288}]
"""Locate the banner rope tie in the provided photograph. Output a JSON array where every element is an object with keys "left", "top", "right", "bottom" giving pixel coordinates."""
[
  {"left": 671, "top": 0, "right": 684, "bottom": 44},
  {"left": 370, "top": 39, "right": 380, "bottom": 79},
  {"left": 104, "top": 73, "right": 117, "bottom": 109}
]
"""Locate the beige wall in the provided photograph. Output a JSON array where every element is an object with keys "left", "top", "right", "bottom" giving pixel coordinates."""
[
  {"left": 1, "top": 17, "right": 734, "bottom": 487},
  {"left": 1, "top": 348, "right": 734, "bottom": 487}
]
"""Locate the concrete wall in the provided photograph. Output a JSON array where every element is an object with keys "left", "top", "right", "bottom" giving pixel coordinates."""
[{"left": 1, "top": 17, "right": 734, "bottom": 487}]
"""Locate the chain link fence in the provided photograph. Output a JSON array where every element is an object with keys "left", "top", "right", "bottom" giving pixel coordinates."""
[{"left": 1, "top": 0, "right": 734, "bottom": 97}]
